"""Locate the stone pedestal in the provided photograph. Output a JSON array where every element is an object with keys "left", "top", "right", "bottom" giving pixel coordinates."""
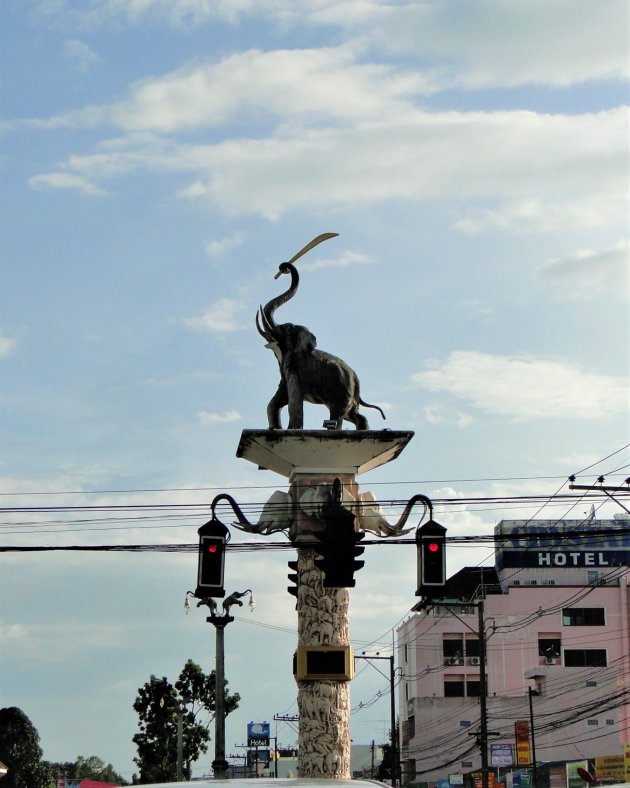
[{"left": 237, "top": 429, "right": 413, "bottom": 778}]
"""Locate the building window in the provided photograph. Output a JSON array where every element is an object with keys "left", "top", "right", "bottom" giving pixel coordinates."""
[
  {"left": 404, "top": 644, "right": 408, "bottom": 662},
  {"left": 586, "top": 680, "right": 597, "bottom": 687},
  {"left": 562, "top": 607, "right": 605, "bottom": 626},
  {"left": 406, "top": 759, "right": 416, "bottom": 781},
  {"left": 465, "top": 637, "right": 480, "bottom": 660},
  {"left": 444, "top": 677, "right": 465, "bottom": 697},
  {"left": 443, "top": 636, "right": 464, "bottom": 665},
  {"left": 564, "top": 649, "right": 607, "bottom": 667},
  {"left": 587, "top": 719, "right": 599, "bottom": 726},
  {"left": 606, "top": 719, "right": 615, "bottom": 726},
  {"left": 587, "top": 571, "right": 599, "bottom": 585},
  {"left": 538, "top": 637, "right": 561, "bottom": 663},
  {"left": 466, "top": 679, "right": 482, "bottom": 697}
]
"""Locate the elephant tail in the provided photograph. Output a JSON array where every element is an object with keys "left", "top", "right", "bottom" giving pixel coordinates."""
[{"left": 359, "top": 398, "right": 386, "bottom": 420}]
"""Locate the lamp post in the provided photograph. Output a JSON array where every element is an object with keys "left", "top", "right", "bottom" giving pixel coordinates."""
[{"left": 186, "top": 589, "right": 255, "bottom": 780}]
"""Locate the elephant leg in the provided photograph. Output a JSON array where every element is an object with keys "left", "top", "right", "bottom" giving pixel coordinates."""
[
  {"left": 267, "top": 382, "right": 288, "bottom": 429},
  {"left": 344, "top": 406, "right": 369, "bottom": 431},
  {"left": 286, "top": 375, "right": 304, "bottom": 429}
]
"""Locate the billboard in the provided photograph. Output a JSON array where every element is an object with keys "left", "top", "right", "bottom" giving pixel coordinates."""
[
  {"left": 247, "top": 721, "right": 270, "bottom": 746},
  {"left": 491, "top": 743, "right": 513, "bottom": 767},
  {"left": 494, "top": 520, "right": 629, "bottom": 570}
]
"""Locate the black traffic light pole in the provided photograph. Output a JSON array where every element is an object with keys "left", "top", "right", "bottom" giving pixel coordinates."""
[
  {"left": 191, "top": 499, "right": 256, "bottom": 781},
  {"left": 413, "top": 497, "right": 493, "bottom": 788}
]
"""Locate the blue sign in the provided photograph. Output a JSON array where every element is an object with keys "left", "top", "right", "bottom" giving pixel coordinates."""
[{"left": 247, "top": 721, "right": 270, "bottom": 745}]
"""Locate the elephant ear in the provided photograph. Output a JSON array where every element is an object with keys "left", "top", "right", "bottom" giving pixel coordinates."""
[{"left": 295, "top": 327, "right": 317, "bottom": 354}]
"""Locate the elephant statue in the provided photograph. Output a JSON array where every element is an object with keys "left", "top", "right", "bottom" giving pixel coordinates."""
[{"left": 256, "top": 239, "right": 386, "bottom": 430}]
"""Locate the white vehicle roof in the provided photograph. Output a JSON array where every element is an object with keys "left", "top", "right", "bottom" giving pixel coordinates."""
[{"left": 139, "top": 780, "right": 390, "bottom": 788}]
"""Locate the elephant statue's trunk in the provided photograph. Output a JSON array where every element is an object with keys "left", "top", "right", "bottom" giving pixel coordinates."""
[{"left": 256, "top": 261, "right": 299, "bottom": 343}]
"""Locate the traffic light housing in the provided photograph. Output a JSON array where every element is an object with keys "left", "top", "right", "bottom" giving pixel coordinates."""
[
  {"left": 287, "top": 560, "right": 299, "bottom": 597},
  {"left": 416, "top": 519, "right": 446, "bottom": 596},
  {"left": 195, "top": 516, "right": 228, "bottom": 598},
  {"left": 313, "top": 506, "right": 365, "bottom": 588}
]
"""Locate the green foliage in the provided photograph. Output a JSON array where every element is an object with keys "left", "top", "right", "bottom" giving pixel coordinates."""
[
  {"left": 378, "top": 724, "right": 400, "bottom": 783},
  {"left": 0, "top": 707, "right": 52, "bottom": 788},
  {"left": 132, "top": 659, "right": 240, "bottom": 784},
  {"left": 44, "top": 754, "right": 128, "bottom": 784}
]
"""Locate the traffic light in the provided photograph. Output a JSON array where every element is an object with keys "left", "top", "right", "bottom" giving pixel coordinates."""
[
  {"left": 416, "top": 519, "right": 446, "bottom": 596},
  {"left": 313, "top": 506, "right": 365, "bottom": 588},
  {"left": 287, "top": 560, "right": 299, "bottom": 597},
  {"left": 195, "top": 516, "right": 228, "bottom": 598}
]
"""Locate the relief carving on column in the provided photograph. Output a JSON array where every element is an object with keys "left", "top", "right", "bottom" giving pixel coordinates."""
[{"left": 296, "top": 549, "right": 351, "bottom": 778}]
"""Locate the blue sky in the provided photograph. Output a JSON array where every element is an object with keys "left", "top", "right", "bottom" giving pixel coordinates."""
[{"left": 0, "top": 0, "right": 628, "bottom": 782}]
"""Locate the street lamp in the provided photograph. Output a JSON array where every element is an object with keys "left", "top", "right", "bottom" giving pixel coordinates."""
[{"left": 187, "top": 589, "right": 254, "bottom": 780}]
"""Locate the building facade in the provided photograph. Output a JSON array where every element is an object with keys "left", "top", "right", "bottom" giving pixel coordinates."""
[{"left": 396, "top": 517, "right": 630, "bottom": 786}]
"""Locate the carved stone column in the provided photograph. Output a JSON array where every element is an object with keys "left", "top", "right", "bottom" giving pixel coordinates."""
[
  {"left": 236, "top": 430, "right": 415, "bottom": 780},
  {"left": 295, "top": 549, "right": 351, "bottom": 778}
]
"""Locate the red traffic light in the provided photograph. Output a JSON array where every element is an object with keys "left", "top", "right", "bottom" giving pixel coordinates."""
[
  {"left": 428, "top": 542, "right": 440, "bottom": 552},
  {"left": 208, "top": 544, "right": 218, "bottom": 553}
]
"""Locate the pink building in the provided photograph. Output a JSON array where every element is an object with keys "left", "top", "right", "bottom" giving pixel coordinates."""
[{"left": 396, "top": 518, "right": 630, "bottom": 787}]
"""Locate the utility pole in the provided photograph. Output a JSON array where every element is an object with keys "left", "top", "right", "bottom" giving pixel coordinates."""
[
  {"left": 478, "top": 600, "right": 489, "bottom": 788},
  {"left": 356, "top": 653, "right": 400, "bottom": 787},
  {"left": 528, "top": 687, "right": 538, "bottom": 788},
  {"left": 423, "top": 597, "right": 495, "bottom": 788}
]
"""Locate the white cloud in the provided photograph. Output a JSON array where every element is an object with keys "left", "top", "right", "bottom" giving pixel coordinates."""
[
  {"left": 335, "top": 0, "right": 629, "bottom": 89},
  {"left": 183, "top": 297, "right": 243, "bottom": 332},
  {"left": 64, "top": 38, "right": 101, "bottom": 71},
  {"left": 13, "top": 35, "right": 627, "bottom": 228},
  {"left": 106, "top": 47, "right": 425, "bottom": 133},
  {"left": 28, "top": 171, "right": 106, "bottom": 195},
  {"left": 452, "top": 198, "right": 624, "bottom": 235},
  {"left": 0, "top": 335, "right": 17, "bottom": 358},
  {"left": 205, "top": 232, "right": 245, "bottom": 257},
  {"left": 536, "top": 241, "right": 629, "bottom": 299},
  {"left": 300, "top": 250, "right": 373, "bottom": 271},
  {"left": 412, "top": 351, "right": 628, "bottom": 421},
  {"left": 0, "top": 620, "right": 134, "bottom": 661},
  {"left": 33, "top": 1, "right": 629, "bottom": 91},
  {"left": 197, "top": 410, "right": 241, "bottom": 425}
]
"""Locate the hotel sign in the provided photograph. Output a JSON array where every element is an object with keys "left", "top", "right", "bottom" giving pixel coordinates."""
[{"left": 494, "top": 520, "right": 628, "bottom": 570}]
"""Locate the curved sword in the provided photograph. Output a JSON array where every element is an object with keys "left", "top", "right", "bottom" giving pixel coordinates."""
[{"left": 286, "top": 232, "right": 338, "bottom": 265}]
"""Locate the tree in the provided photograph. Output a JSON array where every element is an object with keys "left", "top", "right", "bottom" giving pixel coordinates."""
[
  {"left": 377, "top": 723, "right": 400, "bottom": 784},
  {"left": 132, "top": 659, "right": 239, "bottom": 784},
  {"left": 0, "top": 707, "right": 52, "bottom": 788},
  {"left": 44, "top": 754, "right": 128, "bottom": 785}
]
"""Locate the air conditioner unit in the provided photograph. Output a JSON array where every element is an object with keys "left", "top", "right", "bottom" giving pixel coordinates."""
[
  {"left": 545, "top": 657, "right": 558, "bottom": 665},
  {"left": 470, "top": 657, "right": 481, "bottom": 666},
  {"left": 446, "top": 657, "right": 460, "bottom": 666}
]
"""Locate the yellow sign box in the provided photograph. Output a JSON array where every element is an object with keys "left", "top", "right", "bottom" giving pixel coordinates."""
[
  {"left": 516, "top": 742, "right": 531, "bottom": 766},
  {"left": 595, "top": 754, "right": 625, "bottom": 781}
]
